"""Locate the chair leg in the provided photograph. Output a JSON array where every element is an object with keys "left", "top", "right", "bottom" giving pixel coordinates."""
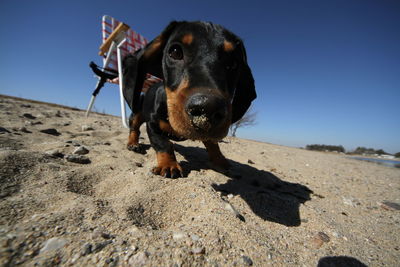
[{"left": 117, "top": 39, "right": 129, "bottom": 128}]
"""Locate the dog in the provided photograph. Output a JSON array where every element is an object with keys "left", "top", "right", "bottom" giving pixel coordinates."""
[{"left": 122, "top": 21, "right": 256, "bottom": 178}]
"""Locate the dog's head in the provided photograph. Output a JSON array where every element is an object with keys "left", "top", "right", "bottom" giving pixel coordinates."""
[{"left": 123, "top": 21, "right": 256, "bottom": 141}]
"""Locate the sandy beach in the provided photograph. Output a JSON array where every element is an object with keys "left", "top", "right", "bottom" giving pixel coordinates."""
[{"left": 1, "top": 94, "right": 399, "bottom": 266}]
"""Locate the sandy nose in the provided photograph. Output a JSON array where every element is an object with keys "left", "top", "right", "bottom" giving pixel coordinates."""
[{"left": 185, "top": 94, "right": 227, "bottom": 129}]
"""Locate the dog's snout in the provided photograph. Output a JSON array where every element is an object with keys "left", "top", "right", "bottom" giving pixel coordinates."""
[{"left": 186, "top": 94, "right": 227, "bottom": 129}]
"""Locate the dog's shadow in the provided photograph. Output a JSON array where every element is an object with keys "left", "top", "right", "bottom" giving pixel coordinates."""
[{"left": 175, "top": 143, "right": 313, "bottom": 227}]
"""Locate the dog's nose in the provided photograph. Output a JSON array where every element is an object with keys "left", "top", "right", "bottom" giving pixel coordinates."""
[{"left": 186, "top": 94, "right": 227, "bottom": 129}]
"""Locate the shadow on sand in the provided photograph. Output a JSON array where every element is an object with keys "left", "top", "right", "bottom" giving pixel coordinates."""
[{"left": 174, "top": 144, "right": 313, "bottom": 227}]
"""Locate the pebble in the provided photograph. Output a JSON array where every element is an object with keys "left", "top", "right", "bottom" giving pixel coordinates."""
[
  {"left": 105, "top": 257, "right": 119, "bottom": 267},
  {"left": 18, "top": 127, "right": 31, "bottom": 133},
  {"left": 25, "top": 120, "right": 42, "bottom": 126},
  {"left": 317, "top": 232, "right": 330, "bottom": 242},
  {"left": 247, "top": 159, "right": 255, "bottom": 164},
  {"left": 82, "top": 125, "right": 94, "bottom": 131},
  {"left": 128, "top": 251, "right": 149, "bottom": 266},
  {"left": 23, "top": 113, "right": 36, "bottom": 119},
  {"left": 65, "top": 154, "right": 91, "bottom": 164},
  {"left": 191, "top": 246, "right": 205, "bottom": 255},
  {"left": 240, "top": 256, "right": 253, "bottom": 266},
  {"left": 173, "top": 232, "right": 187, "bottom": 241},
  {"left": 93, "top": 240, "right": 112, "bottom": 253},
  {"left": 312, "top": 232, "right": 330, "bottom": 248},
  {"left": 45, "top": 150, "right": 64, "bottom": 158},
  {"left": 379, "top": 201, "right": 400, "bottom": 211},
  {"left": 342, "top": 196, "right": 360, "bottom": 207},
  {"left": 190, "top": 234, "right": 200, "bottom": 241},
  {"left": 81, "top": 243, "right": 93, "bottom": 256},
  {"left": 40, "top": 128, "right": 61, "bottom": 136},
  {"left": 0, "top": 127, "right": 11, "bottom": 133},
  {"left": 66, "top": 140, "right": 80, "bottom": 147},
  {"left": 73, "top": 146, "right": 89, "bottom": 155},
  {"left": 40, "top": 237, "right": 67, "bottom": 253}
]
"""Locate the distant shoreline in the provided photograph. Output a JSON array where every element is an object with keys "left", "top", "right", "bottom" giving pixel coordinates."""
[{"left": 0, "top": 94, "right": 118, "bottom": 118}]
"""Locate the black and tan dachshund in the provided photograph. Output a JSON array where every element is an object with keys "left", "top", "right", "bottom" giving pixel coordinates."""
[{"left": 122, "top": 21, "right": 256, "bottom": 178}]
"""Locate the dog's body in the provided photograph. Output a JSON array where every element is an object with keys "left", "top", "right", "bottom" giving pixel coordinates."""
[{"left": 122, "top": 21, "right": 256, "bottom": 178}]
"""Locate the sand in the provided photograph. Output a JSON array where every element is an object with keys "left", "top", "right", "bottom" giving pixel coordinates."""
[{"left": 0, "top": 94, "right": 399, "bottom": 266}]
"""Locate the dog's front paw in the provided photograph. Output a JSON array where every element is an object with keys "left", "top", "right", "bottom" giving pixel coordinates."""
[
  {"left": 127, "top": 144, "right": 146, "bottom": 154},
  {"left": 153, "top": 151, "right": 183, "bottom": 178},
  {"left": 152, "top": 162, "right": 183, "bottom": 178},
  {"left": 210, "top": 156, "right": 231, "bottom": 172}
]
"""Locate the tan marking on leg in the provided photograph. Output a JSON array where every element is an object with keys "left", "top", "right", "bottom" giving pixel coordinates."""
[{"left": 127, "top": 113, "right": 143, "bottom": 147}]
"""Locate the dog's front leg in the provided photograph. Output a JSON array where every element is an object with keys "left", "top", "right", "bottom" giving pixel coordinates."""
[
  {"left": 147, "top": 122, "right": 183, "bottom": 178},
  {"left": 203, "top": 140, "right": 230, "bottom": 171}
]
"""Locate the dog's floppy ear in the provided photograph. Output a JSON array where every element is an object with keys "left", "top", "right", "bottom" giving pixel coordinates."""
[
  {"left": 122, "top": 21, "right": 181, "bottom": 113},
  {"left": 231, "top": 41, "right": 256, "bottom": 123}
]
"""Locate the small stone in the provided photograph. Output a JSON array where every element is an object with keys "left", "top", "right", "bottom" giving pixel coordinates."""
[
  {"left": 240, "top": 256, "right": 253, "bottom": 266},
  {"left": 40, "top": 128, "right": 61, "bottom": 136},
  {"left": 135, "top": 162, "right": 143, "bottom": 167},
  {"left": 312, "top": 232, "right": 330, "bottom": 248},
  {"left": 190, "top": 234, "right": 200, "bottom": 241},
  {"left": 93, "top": 240, "right": 112, "bottom": 253},
  {"left": 73, "top": 146, "right": 89, "bottom": 155},
  {"left": 379, "top": 201, "right": 400, "bottom": 211},
  {"left": 40, "top": 237, "right": 67, "bottom": 253},
  {"left": 65, "top": 154, "right": 91, "bottom": 164},
  {"left": 247, "top": 159, "right": 255, "bottom": 164},
  {"left": 0, "top": 127, "right": 11, "bottom": 133},
  {"left": 81, "top": 243, "right": 92, "bottom": 256},
  {"left": 25, "top": 120, "right": 42, "bottom": 126},
  {"left": 19, "top": 127, "right": 31, "bottom": 133},
  {"left": 23, "top": 113, "right": 36, "bottom": 119},
  {"left": 46, "top": 150, "right": 64, "bottom": 158},
  {"left": 106, "top": 257, "right": 119, "bottom": 267},
  {"left": 173, "top": 232, "right": 187, "bottom": 241},
  {"left": 128, "top": 251, "right": 148, "bottom": 266},
  {"left": 103, "top": 142, "right": 111, "bottom": 146},
  {"left": 102, "top": 232, "right": 112, "bottom": 239},
  {"left": 82, "top": 125, "right": 94, "bottom": 131},
  {"left": 342, "top": 196, "right": 360, "bottom": 207},
  {"left": 71, "top": 253, "right": 81, "bottom": 264},
  {"left": 192, "top": 246, "right": 205, "bottom": 255},
  {"left": 92, "top": 228, "right": 113, "bottom": 239},
  {"left": 317, "top": 232, "right": 330, "bottom": 242}
]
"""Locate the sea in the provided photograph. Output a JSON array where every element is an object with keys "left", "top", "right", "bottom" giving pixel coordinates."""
[{"left": 351, "top": 157, "right": 400, "bottom": 169}]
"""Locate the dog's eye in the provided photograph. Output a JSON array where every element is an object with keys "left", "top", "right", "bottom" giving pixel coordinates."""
[{"left": 168, "top": 45, "right": 184, "bottom": 60}]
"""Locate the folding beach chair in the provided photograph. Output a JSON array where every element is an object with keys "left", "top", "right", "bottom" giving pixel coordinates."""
[{"left": 86, "top": 15, "right": 161, "bottom": 128}]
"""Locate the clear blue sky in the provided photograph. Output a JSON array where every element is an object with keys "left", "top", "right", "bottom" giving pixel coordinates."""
[{"left": 1, "top": 0, "right": 399, "bottom": 153}]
